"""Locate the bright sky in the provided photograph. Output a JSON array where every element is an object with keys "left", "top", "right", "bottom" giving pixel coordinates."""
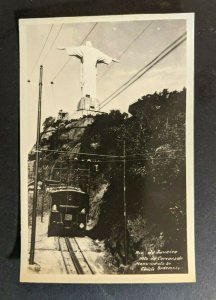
[{"left": 24, "top": 17, "right": 186, "bottom": 150}]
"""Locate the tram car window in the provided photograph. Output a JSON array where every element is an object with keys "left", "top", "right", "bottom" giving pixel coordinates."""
[{"left": 48, "top": 187, "right": 89, "bottom": 237}]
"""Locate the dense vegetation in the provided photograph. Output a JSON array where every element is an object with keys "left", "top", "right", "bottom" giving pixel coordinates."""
[{"left": 79, "top": 88, "right": 187, "bottom": 271}]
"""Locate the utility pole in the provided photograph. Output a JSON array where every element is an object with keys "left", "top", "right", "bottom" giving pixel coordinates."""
[
  {"left": 60, "top": 159, "right": 62, "bottom": 183},
  {"left": 87, "top": 159, "right": 91, "bottom": 194},
  {"left": 40, "top": 156, "right": 45, "bottom": 223},
  {"left": 123, "top": 140, "right": 128, "bottom": 265},
  {"left": 40, "top": 191, "right": 45, "bottom": 223},
  {"left": 88, "top": 165, "right": 90, "bottom": 194},
  {"left": 29, "top": 65, "right": 43, "bottom": 265}
]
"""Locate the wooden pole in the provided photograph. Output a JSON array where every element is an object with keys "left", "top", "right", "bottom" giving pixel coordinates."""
[
  {"left": 123, "top": 140, "right": 128, "bottom": 265},
  {"left": 40, "top": 157, "right": 45, "bottom": 223},
  {"left": 29, "top": 65, "right": 43, "bottom": 265}
]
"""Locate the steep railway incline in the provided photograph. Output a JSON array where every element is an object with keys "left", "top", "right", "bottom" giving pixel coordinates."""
[
  {"left": 28, "top": 215, "right": 112, "bottom": 275},
  {"left": 58, "top": 237, "right": 95, "bottom": 274}
]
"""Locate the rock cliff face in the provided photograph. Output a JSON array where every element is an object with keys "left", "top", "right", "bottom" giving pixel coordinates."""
[
  {"left": 29, "top": 115, "right": 94, "bottom": 165},
  {"left": 41, "top": 116, "right": 94, "bottom": 149},
  {"left": 28, "top": 114, "right": 105, "bottom": 220}
]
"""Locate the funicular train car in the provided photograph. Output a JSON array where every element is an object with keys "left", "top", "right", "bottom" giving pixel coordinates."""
[{"left": 47, "top": 186, "right": 89, "bottom": 237}]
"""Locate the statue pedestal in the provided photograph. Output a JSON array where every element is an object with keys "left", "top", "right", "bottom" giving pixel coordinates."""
[{"left": 75, "top": 96, "right": 100, "bottom": 118}]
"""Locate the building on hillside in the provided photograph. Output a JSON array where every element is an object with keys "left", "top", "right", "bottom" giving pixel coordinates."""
[{"left": 57, "top": 109, "right": 69, "bottom": 121}]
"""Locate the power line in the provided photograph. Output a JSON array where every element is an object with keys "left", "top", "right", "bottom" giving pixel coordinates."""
[
  {"left": 87, "top": 157, "right": 185, "bottom": 163},
  {"left": 100, "top": 32, "right": 186, "bottom": 108},
  {"left": 80, "top": 22, "right": 98, "bottom": 45},
  {"left": 38, "top": 148, "right": 184, "bottom": 160},
  {"left": 41, "top": 24, "right": 64, "bottom": 64},
  {"left": 38, "top": 148, "right": 122, "bottom": 158},
  {"left": 51, "top": 22, "right": 98, "bottom": 83},
  {"left": 125, "top": 150, "right": 183, "bottom": 157},
  {"left": 29, "top": 24, "right": 54, "bottom": 79},
  {"left": 98, "top": 21, "right": 153, "bottom": 82},
  {"left": 101, "top": 36, "right": 187, "bottom": 110},
  {"left": 39, "top": 157, "right": 185, "bottom": 164},
  {"left": 99, "top": 32, "right": 186, "bottom": 110},
  {"left": 51, "top": 57, "right": 71, "bottom": 82}
]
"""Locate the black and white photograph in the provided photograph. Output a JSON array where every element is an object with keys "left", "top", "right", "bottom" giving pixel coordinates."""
[{"left": 19, "top": 13, "right": 195, "bottom": 283}]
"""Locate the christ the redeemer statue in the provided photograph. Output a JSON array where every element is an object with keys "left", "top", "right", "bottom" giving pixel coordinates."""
[{"left": 58, "top": 41, "right": 119, "bottom": 104}]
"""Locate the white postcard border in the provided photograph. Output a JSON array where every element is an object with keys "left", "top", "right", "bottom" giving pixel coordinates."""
[{"left": 19, "top": 13, "right": 195, "bottom": 283}]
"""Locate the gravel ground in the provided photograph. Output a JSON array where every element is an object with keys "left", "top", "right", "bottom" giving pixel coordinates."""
[{"left": 28, "top": 214, "right": 114, "bottom": 275}]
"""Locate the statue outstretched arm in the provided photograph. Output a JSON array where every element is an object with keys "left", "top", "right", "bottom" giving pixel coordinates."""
[
  {"left": 112, "top": 58, "right": 119, "bottom": 63},
  {"left": 57, "top": 46, "right": 83, "bottom": 60},
  {"left": 97, "top": 49, "right": 119, "bottom": 65}
]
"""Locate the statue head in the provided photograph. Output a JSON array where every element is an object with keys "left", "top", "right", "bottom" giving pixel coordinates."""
[{"left": 85, "top": 40, "right": 92, "bottom": 47}]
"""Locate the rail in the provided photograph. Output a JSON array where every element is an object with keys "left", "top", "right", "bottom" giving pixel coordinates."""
[{"left": 58, "top": 237, "right": 95, "bottom": 274}]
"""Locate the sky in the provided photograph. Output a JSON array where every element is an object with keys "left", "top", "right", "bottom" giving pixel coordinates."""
[{"left": 23, "top": 17, "right": 186, "bottom": 151}]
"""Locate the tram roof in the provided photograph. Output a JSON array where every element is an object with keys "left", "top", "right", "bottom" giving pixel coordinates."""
[{"left": 48, "top": 186, "right": 86, "bottom": 194}]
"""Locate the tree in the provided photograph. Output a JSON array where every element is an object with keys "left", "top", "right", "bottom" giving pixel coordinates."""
[
  {"left": 42, "top": 116, "right": 55, "bottom": 130},
  {"left": 81, "top": 89, "right": 187, "bottom": 268}
]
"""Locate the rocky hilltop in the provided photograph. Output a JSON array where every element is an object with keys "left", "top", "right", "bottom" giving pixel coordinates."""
[{"left": 29, "top": 88, "right": 187, "bottom": 272}]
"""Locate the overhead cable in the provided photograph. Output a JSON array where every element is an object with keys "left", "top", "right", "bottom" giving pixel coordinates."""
[
  {"left": 41, "top": 24, "right": 64, "bottom": 64},
  {"left": 99, "top": 32, "right": 186, "bottom": 109},
  {"left": 29, "top": 24, "right": 54, "bottom": 79},
  {"left": 98, "top": 21, "right": 153, "bottom": 82}
]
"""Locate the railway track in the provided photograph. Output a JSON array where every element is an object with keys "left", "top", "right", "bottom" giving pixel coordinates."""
[{"left": 58, "top": 237, "right": 95, "bottom": 274}]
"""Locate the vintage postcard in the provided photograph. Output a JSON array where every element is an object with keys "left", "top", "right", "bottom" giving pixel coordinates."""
[{"left": 19, "top": 13, "right": 195, "bottom": 283}]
